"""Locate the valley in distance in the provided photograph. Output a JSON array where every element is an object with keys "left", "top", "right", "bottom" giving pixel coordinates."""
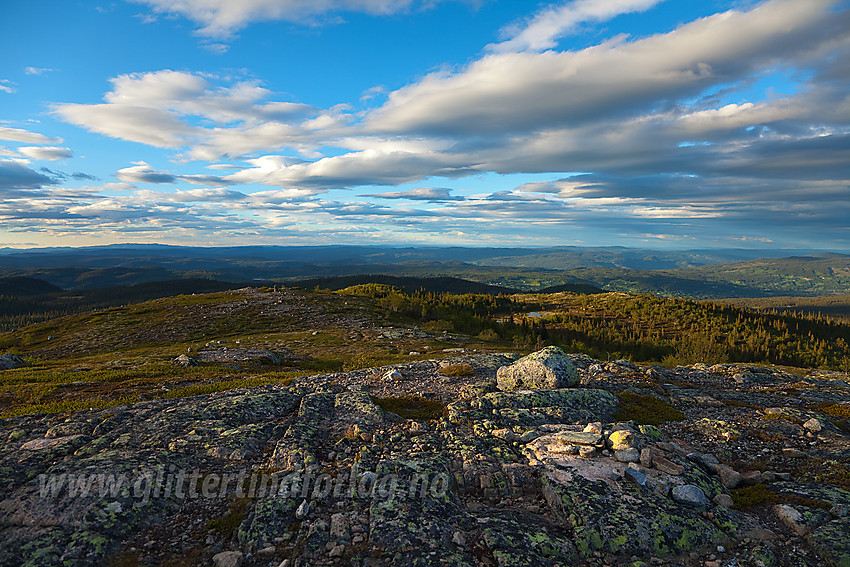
[{"left": 1, "top": 245, "right": 849, "bottom": 567}]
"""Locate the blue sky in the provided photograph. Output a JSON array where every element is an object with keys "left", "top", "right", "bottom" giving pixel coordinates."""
[{"left": 1, "top": 0, "right": 849, "bottom": 249}]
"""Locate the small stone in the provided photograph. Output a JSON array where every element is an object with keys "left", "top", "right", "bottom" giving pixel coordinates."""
[
  {"left": 452, "top": 531, "right": 466, "bottom": 546},
  {"left": 640, "top": 447, "right": 655, "bottom": 467},
  {"left": 615, "top": 448, "right": 641, "bottom": 463},
  {"left": 579, "top": 446, "right": 598, "bottom": 458},
  {"left": 740, "top": 470, "right": 762, "bottom": 486},
  {"left": 713, "top": 493, "right": 734, "bottom": 508},
  {"left": 330, "top": 512, "right": 349, "bottom": 540},
  {"left": 671, "top": 485, "right": 708, "bottom": 507},
  {"left": 383, "top": 369, "right": 404, "bottom": 382},
  {"left": 492, "top": 428, "right": 519, "bottom": 442},
  {"left": 782, "top": 448, "right": 807, "bottom": 458},
  {"left": 831, "top": 504, "right": 848, "bottom": 518},
  {"left": 257, "top": 546, "right": 276, "bottom": 555},
  {"left": 774, "top": 504, "right": 809, "bottom": 536},
  {"left": 519, "top": 430, "right": 541, "bottom": 443},
  {"left": 608, "top": 429, "right": 637, "bottom": 450},
  {"left": 172, "top": 354, "right": 198, "bottom": 367},
  {"left": 329, "top": 544, "right": 345, "bottom": 558},
  {"left": 278, "top": 559, "right": 291, "bottom": 567},
  {"left": 551, "top": 431, "right": 604, "bottom": 447},
  {"left": 296, "top": 499, "right": 310, "bottom": 519},
  {"left": 714, "top": 464, "right": 742, "bottom": 489},
  {"left": 761, "top": 470, "right": 776, "bottom": 482},
  {"left": 212, "top": 551, "right": 243, "bottom": 567},
  {"left": 803, "top": 418, "right": 823, "bottom": 432},
  {"left": 625, "top": 467, "right": 648, "bottom": 488},
  {"left": 653, "top": 455, "right": 684, "bottom": 475},
  {"left": 584, "top": 422, "right": 603, "bottom": 434}
]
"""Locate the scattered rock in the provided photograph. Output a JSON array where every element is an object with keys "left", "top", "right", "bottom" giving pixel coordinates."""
[
  {"left": 671, "top": 485, "right": 709, "bottom": 507},
  {"left": 713, "top": 494, "right": 734, "bottom": 508},
  {"left": 625, "top": 467, "right": 648, "bottom": 488},
  {"left": 615, "top": 448, "right": 641, "bottom": 463},
  {"left": 653, "top": 455, "right": 685, "bottom": 476},
  {"left": 496, "top": 346, "right": 579, "bottom": 391},
  {"left": 774, "top": 504, "right": 809, "bottom": 536},
  {"left": 740, "top": 470, "right": 762, "bottom": 486},
  {"left": 0, "top": 353, "right": 25, "bottom": 370},
  {"left": 172, "top": 353, "right": 199, "bottom": 367},
  {"left": 212, "top": 551, "right": 243, "bottom": 567},
  {"left": 382, "top": 369, "right": 404, "bottom": 382},
  {"left": 608, "top": 429, "right": 637, "bottom": 450},
  {"left": 803, "top": 417, "right": 824, "bottom": 432},
  {"left": 714, "top": 464, "right": 742, "bottom": 489}
]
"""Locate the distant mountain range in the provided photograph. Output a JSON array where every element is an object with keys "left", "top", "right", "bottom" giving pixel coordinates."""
[{"left": 1, "top": 244, "right": 848, "bottom": 298}]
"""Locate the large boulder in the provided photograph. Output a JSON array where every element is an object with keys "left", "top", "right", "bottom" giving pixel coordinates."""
[
  {"left": 0, "top": 353, "right": 25, "bottom": 370},
  {"left": 497, "top": 346, "right": 579, "bottom": 391}
]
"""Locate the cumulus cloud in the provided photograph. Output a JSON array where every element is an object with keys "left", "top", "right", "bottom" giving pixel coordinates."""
[
  {"left": 53, "top": 70, "right": 319, "bottom": 158},
  {"left": 0, "top": 160, "right": 57, "bottom": 193},
  {"left": 491, "top": 0, "right": 664, "bottom": 53},
  {"left": 0, "top": 126, "right": 61, "bottom": 144},
  {"left": 37, "top": 0, "right": 850, "bottom": 247},
  {"left": 369, "top": 0, "right": 847, "bottom": 136},
  {"left": 115, "top": 161, "right": 233, "bottom": 187},
  {"left": 116, "top": 161, "right": 178, "bottom": 184},
  {"left": 362, "top": 187, "right": 464, "bottom": 201},
  {"left": 130, "top": 0, "right": 454, "bottom": 39},
  {"left": 18, "top": 146, "right": 72, "bottom": 161}
]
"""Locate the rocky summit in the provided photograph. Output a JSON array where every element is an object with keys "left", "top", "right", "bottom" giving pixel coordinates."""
[{"left": 2, "top": 348, "right": 850, "bottom": 567}]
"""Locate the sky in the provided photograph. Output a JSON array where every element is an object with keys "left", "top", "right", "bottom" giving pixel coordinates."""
[{"left": 1, "top": 0, "right": 849, "bottom": 250}]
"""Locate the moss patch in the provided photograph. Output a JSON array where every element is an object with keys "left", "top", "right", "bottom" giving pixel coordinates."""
[
  {"left": 613, "top": 392, "right": 685, "bottom": 425},
  {"left": 207, "top": 497, "right": 251, "bottom": 539},
  {"left": 439, "top": 363, "right": 476, "bottom": 377},
  {"left": 731, "top": 484, "right": 779, "bottom": 510},
  {"left": 795, "top": 459, "right": 850, "bottom": 491},
  {"left": 372, "top": 396, "right": 446, "bottom": 420}
]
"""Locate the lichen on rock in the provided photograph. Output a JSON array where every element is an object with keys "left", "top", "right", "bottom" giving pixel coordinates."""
[{"left": 496, "top": 346, "right": 579, "bottom": 391}]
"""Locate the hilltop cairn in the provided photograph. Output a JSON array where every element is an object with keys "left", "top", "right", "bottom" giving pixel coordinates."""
[{"left": 496, "top": 345, "right": 579, "bottom": 390}]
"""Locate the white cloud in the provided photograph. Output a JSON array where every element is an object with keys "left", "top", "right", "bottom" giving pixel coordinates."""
[
  {"left": 362, "top": 187, "right": 464, "bottom": 201},
  {"left": 491, "top": 0, "right": 664, "bottom": 53},
  {"left": 131, "top": 0, "right": 438, "bottom": 39},
  {"left": 18, "top": 146, "right": 73, "bottom": 161},
  {"left": 116, "top": 161, "right": 178, "bottom": 184},
  {"left": 56, "top": 102, "right": 200, "bottom": 148},
  {"left": 54, "top": 70, "right": 318, "bottom": 158},
  {"left": 24, "top": 67, "right": 55, "bottom": 76},
  {"left": 0, "top": 80, "right": 15, "bottom": 94},
  {"left": 369, "top": 0, "right": 844, "bottom": 136},
  {"left": 0, "top": 126, "right": 61, "bottom": 144},
  {"left": 39, "top": 0, "right": 850, "bottom": 248}
]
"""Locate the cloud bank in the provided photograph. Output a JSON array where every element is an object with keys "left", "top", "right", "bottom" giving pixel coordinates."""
[{"left": 7, "top": 0, "right": 849, "bottom": 247}]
